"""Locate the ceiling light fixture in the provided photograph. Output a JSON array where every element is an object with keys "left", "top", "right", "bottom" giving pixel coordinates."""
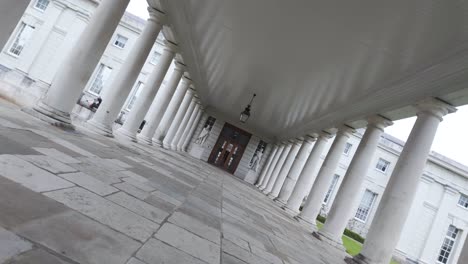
[{"left": 240, "top": 93, "right": 256, "bottom": 123}]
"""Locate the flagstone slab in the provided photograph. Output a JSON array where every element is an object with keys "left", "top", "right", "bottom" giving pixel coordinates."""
[
  {"left": 59, "top": 172, "right": 119, "bottom": 196},
  {"left": 15, "top": 211, "right": 141, "bottom": 264},
  {"left": 32, "top": 148, "right": 81, "bottom": 163},
  {"left": 114, "top": 182, "right": 151, "bottom": 200},
  {"left": 168, "top": 212, "right": 221, "bottom": 244},
  {"left": 7, "top": 248, "right": 72, "bottom": 264},
  {"left": 126, "top": 257, "right": 147, "bottom": 264},
  {"left": 137, "top": 238, "right": 207, "bottom": 264},
  {"left": 0, "top": 227, "right": 33, "bottom": 263},
  {"left": 44, "top": 187, "right": 159, "bottom": 242},
  {"left": 107, "top": 192, "right": 169, "bottom": 224},
  {"left": 155, "top": 223, "right": 220, "bottom": 264},
  {"left": 0, "top": 155, "right": 75, "bottom": 193},
  {"left": 18, "top": 155, "right": 78, "bottom": 174}
]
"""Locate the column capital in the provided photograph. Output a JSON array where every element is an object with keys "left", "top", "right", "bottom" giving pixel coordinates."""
[
  {"left": 147, "top": 7, "right": 166, "bottom": 24},
  {"left": 444, "top": 185, "right": 459, "bottom": 196},
  {"left": 181, "top": 75, "right": 192, "bottom": 85},
  {"left": 337, "top": 124, "right": 356, "bottom": 137},
  {"left": 163, "top": 40, "right": 178, "bottom": 53},
  {"left": 367, "top": 115, "right": 393, "bottom": 131},
  {"left": 304, "top": 134, "right": 318, "bottom": 143},
  {"left": 416, "top": 98, "right": 457, "bottom": 121},
  {"left": 174, "top": 60, "right": 186, "bottom": 71},
  {"left": 319, "top": 130, "right": 335, "bottom": 140},
  {"left": 52, "top": 1, "right": 67, "bottom": 10}
]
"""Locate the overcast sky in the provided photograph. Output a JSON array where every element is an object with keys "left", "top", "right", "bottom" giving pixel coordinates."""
[{"left": 126, "top": 0, "right": 468, "bottom": 166}]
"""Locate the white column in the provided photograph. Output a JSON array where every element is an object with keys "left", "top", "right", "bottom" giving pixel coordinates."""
[
  {"left": 162, "top": 89, "right": 194, "bottom": 148},
  {"left": 284, "top": 132, "right": 331, "bottom": 213},
  {"left": 115, "top": 41, "right": 176, "bottom": 141},
  {"left": 259, "top": 144, "right": 286, "bottom": 190},
  {"left": 297, "top": 126, "right": 355, "bottom": 225},
  {"left": 275, "top": 135, "right": 316, "bottom": 204},
  {"left": 138, "top": 63, "right": 185, "bottom": 144},
  {"left": 458, "top": 233, "right": 468, "bottom": 264},
  {"left": 152, "top": 78, "right": 191, "bottom": 145},
  {"left": 256, "top": 145, "right": 279, "bottom": 186},
  {"left": 352, "top": 99, "right": 456, "bottom": 264},
  {"left": 32, "top": 0, "right": 131, "bottom": 126},
  {"left": 169, "top": 96, "right": 197, "bottom": 150},
  {"left": 269, "top": 140, "right": 303, "bottom": 198},
  {"left": 0, "top": 0, "right": 29, "bottom": 50},
  {"left": 181, "top": 108, "right": 204, "bottom": 151},
  {"left": 263, "top": 142, "right": 293, "bottom": 194},
  {"left": 87, "top": 8, "right": 165, "bottom": 136},
  {"left": 317, "top": 116, "right": 392, "bottom": 248},
  {"left": 177, "top": 104, "right": 201, "bottom": 151}
]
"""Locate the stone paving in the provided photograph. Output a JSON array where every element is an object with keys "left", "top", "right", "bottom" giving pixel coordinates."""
[{"left": 0, "top": 99, "right": 348, "bottom": 264}]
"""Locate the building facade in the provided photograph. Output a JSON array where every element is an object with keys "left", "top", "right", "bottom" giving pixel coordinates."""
[{"left": 1, "top": 1, "right": 468, "bottom": 264}]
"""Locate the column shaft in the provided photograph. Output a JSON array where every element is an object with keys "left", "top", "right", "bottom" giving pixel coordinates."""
[
  {"left": 115, "top": 42, "right": 175, "bottom": 141},
  {"left": 33, "top": 0, "right": 131, "bottom": 125},
  {"left": 169, "top": 97, "right": 197, "bottom": 149},
  {"left": 152, "top": 79, "right": 191, "bottom": 145},
  {"left": 317, "top": 116, "right": 392, "bottom": 248},
  {"left": 162, "top": 89, "right": 194, "bottom": 148},
  {"left": 138, "top": 63, "right": 184, "bottom": 144},
  {"left": 269, "top": 140, "right": 302, "bottom": 198},
  {"left": 284, "top": 133, "right": 330, "bottom": 213},
  {"left": 87, "top": 8, "right": 165, "bottom": 136},
  {"left": 276, "top": 136, "right": 316, "bottom": 204},
  {"left": 256, "top": 145, "right": 279, "bottom": 186},
  {"left": 263, "top": 143, "right": 293, "bottom": 194},
  {"left": 259, "top": 144, "right": 285, "bottom": 190},
  {"left": 177, "top": 105, "right": 200, "bottom": 151},
  {"left": 298, "top": 126, "right": 354, "bottom": 225},
  {"left": 353, "top": 100, "right": 455, "bottom": 264},
  {"left": 181, "top": 109, "right": 204, "bottom": 151}
]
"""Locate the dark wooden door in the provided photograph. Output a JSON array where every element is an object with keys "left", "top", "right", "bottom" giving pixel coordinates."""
[{"left": 208, "top": 123, "right": 251, "bottom": 174}]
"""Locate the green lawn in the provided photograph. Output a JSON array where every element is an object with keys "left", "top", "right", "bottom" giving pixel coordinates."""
[{"left": 315, "top": 222, "right": 399, "bottom": 264}]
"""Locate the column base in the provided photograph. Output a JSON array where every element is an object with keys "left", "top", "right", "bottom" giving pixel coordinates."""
[
  {"left": 25, "top": 101, "right": 74, "bottom": 129},
  {"left": 273, "top": 198, "right": 286, "bottom": 206},
  {"left": 344, "top": 254, "right": 370, "bottom": 264},
  {"left": 169, "top": 143, "right": 178, "bottom": 150},
  {"left": 258, "top": 186, "right": 266, "bottom": 191},
  {"left": 267, "top": 193, "right": 277, "bottom": 199},
  {"left": 137, "top": 134, "right": 153, "bottom": 145},
  {"left": 295, "top": 215, "right": 315, "bottom": 226},
  {"left": 281, "top": 205, "right": 300, "bottom": 216},
  {"left": 315, "top": 231, "right": 346, "bottom": 251},
  {"left": 152, "top": 139, "right": 163, "bottom": 147},
  {"left": 114, "top": 128, "right": 137, "bottom": 143},
  {"left": 262, "top": 189, "right": 271, "bottom": 195},
  {"left": 84, "top": 119, "right": 114, "bottom": 137}
]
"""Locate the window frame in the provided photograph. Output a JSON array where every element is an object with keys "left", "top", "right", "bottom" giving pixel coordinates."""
[
  {"left": 88, "top": 64, "right": 113, "bottom": 96},
  {"left": 457, "top": 194, "right": 468, "bottom": 209},
  {"left": 150, "top": 51, "right": 161, "bottom": 65},
  {"left": 354, "top": 189, "right": 377, "bottom": 223},
  {"left": 436, "top": 225, "right": 459, "bottom": 264},
  {"left": 343, "top": 142, "right": 352, "bottom": 156},
  {"left": 8, "top": 22, "right": 35, "bottom": 57},
  {"left": 33, "top": 0, "right": 50, "bottom": 12},
  {"left": 323, "top": 174, "right": 340, "bottom": 204},
  {"left": 375, "top": 158, "right": 391, "bottom": 174},
  {"left": 125, "top": 81, "right": 144, "bottom": 111},
  {"left": 113, "top": 34, "right": 128, "bottom": 49}
]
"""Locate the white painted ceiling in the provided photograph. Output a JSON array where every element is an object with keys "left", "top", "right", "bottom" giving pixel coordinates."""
[{"left": 151, "top": 0, "right": 468, "bottom": 139}]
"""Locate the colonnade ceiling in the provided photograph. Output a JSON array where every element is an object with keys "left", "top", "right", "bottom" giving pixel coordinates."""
[{"left": 151, "top": 0, "right": 468, "bottom": 138}]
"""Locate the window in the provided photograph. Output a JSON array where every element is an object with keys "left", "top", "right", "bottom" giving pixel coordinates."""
[
  {"left": 323, "top": 174, "right": 340, "bottom": 204},
  {"left": 204, "top": 116, "right": 217, "bottom": 130},
  {"left": 458, "top": 194, "right": 468, "bottom": 209},
  {"left": 125, "top": 82, "right": 144, "bottom": 111},
  {"left": 376, "top": 158, "right": 390, "bottom": 173},
  {"left": 150, "top": 52, "right": 161, "bottom": 65},
  {"left": 113, "top": 35, "right": 128, "bottom": 49},
  {"left": 8, "top": 23, "right": 35, "bottom": 56},
  {"left": 34, "top": 0, "right": 50, "bottom": 11},
  {"left": 355, "top": 190, "right": 377, "bottom": 222},
  {"left": 343, "top": 142, "right": 352, "bottom": 155},
  {"left": 89, "top": 64, "right": 112, "bottom": 95},
  {"left": 437, "top": 225, "right": 459, "bottom": 264}
]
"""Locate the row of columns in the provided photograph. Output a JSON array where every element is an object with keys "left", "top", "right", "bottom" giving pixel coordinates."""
[
  {"left": 255, "top": 98, "right": 456, "bottom": 264},
  {"left": 22, "top": 0, "right": 204, "bottom": 149}
]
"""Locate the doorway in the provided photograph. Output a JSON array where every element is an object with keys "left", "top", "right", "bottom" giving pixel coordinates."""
[{"left": 208, "top": 123, "right": 252, "bottom": 174}]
